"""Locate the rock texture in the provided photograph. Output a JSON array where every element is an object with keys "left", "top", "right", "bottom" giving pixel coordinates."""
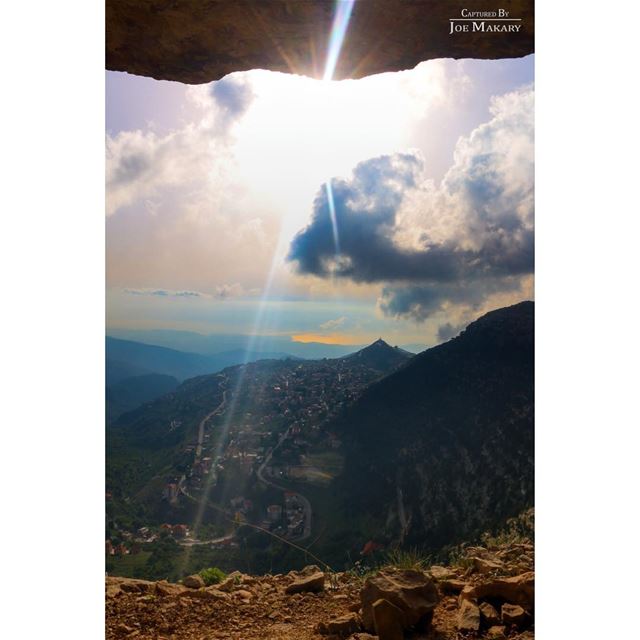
[
  {"left": 106, "top": 0, "right": 534, "bottom": 84},
  {"left": 106, "top": 532, "right": 535, "bottom": 639},
  {"left": 284, "top": 570, "right": 326, "bottom": 594},
  {"left": 360, "top": 568, "right": 439, "bottom": 632},
  {"left": 457, "top": 599, "right": 481, "bottom": 631}
]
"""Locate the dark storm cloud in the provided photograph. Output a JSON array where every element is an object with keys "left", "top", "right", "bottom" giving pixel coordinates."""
[
  {"left": 287, "top": 152, "right": 533, "bottom": 285},
  {"left": 288, "top": 87, "right": 534, "bottom": 324},
  {"left": 379, "top": 277, "right": 523, "bottom": 323}
]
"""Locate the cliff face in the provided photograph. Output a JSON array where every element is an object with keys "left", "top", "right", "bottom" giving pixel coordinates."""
[{"left": 106, "top": 0, "right": 534, "bottom": 84}]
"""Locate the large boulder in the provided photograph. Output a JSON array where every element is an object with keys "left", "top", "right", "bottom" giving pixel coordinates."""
[
  {"left": 360, "top": 568, "right": 439, "bottom": 632},
  {"left": 285, "top": 571, "right": 325, "bottom": 594}
]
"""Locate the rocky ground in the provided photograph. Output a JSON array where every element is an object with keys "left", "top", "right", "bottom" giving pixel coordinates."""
[{"left": 106, "top": 540, "right": 534, "bottom": 640}]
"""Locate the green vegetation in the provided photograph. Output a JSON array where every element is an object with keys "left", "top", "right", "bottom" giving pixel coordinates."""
[
  {"left": 333, "top": 302, "right": 534, "bottom": 552},
  {"left": 198, "top": 566, "right": 227, "bottom": 585},
  {"left": 480, "top": 507, "right": 535, "bottom": 548},
  {"left": 383, "top": 547, "right": 433, "bottom": 571}
]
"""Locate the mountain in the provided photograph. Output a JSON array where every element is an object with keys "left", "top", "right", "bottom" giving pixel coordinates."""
[
  {"left": 106, "top": 373, "right": 179, "bottom": 423},
  {"left": 342, "top": 338, "right": 413, "bottom": 373},
  {"left": 106, "top": 337, "right": 296, "bottom": 381},
  {"left": 331, "top": 301, "right": 534, "bottom": 550},
  {"left": 106, "top": 302, "right": 533, "bottom": 574},
  {"left": 107, "top": 329, "right": 366, "bottom": 359},
  {"left": 106, "top": 358, "right": 155, "bottom": 385}
]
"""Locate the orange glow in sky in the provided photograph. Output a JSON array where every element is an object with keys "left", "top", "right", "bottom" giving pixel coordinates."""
[{"left": 291, "top": 333, "right": 362, "bottom": 345}]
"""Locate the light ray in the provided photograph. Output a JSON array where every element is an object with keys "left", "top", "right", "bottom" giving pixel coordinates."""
[
  {"left": 323, "top": 0, "right": 356, "bottom": 82},
  {"left": 325, "top": 179, "right": 341, "bottom": 256},
  {"left": 185, "top": 0, "right": 358, "bottom": 561}
]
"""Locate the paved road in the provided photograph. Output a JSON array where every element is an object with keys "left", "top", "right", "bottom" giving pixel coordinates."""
[
  {"left": 256, "top": 427, "right": 313, "bottom": 541},
  {"left": 195, "top": 386, "right": 227, "bottom": 461},
  {"left": 178, "top": 533, "right": 235, "bottom": 547}
]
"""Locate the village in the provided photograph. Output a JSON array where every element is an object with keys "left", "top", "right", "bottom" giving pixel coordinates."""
[{"left": 108, "top": 357, "right": 383, "bottom": 556}]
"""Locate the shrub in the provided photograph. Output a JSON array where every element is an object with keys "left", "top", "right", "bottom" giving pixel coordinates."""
[{"left": 198, "top": 566, "right": 227, "bottom": 586}]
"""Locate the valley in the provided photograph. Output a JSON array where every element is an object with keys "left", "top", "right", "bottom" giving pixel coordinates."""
[
  {"left": 106, "top": 339, "right": 412, "bottom": 579},
  {"left": 107, "top": 303, "right": 533, "bottom": 586}
]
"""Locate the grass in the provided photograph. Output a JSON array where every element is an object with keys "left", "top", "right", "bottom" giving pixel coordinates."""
[
  {"left": 383, "top": 547, "right": 433, "bottom": 571},
  {"left": 106, "top": 551, "right": 152, "bottom": 577},
  {"left": 198, "top": 566, "right": 227, "bottom": 585}
]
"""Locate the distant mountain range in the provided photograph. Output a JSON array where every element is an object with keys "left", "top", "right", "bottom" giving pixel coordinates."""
[
  {"left": 106, "top": 336, "right": 298, "bottom": 383},
  {"left": 106, "top": 336, "right": 300, "bottom": 422},
  {"left": 106, "top": 328, "right": 425, "bottom": 360}
]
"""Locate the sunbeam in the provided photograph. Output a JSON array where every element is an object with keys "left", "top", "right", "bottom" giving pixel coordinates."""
[
  {"left": 184, "top": 0, "right": 358, "bottom": 568},
  {"left": 325, "top": 179, "right": 341, "bottom": 257},
  {"left": 323, "top": 0, "right": 356, "bottom": 81}
]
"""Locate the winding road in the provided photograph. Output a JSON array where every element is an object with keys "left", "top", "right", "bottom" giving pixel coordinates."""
[
  {"left": 256, "top": 427, "right": 313, "bottom": 541},
  {"left": 195, "top": 386, "right": 227, "bottom": 461}
]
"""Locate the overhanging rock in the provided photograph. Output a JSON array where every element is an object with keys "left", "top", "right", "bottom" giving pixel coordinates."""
[{"left": 106, "top": 0, "right": 534, "bottom": 84}]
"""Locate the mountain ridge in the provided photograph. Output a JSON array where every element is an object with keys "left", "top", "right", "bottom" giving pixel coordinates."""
[{"left": 330, "top": 301, "right": 534, "bottom": 550}]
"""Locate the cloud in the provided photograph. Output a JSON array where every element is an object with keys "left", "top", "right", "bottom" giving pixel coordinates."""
[
  {"left": 106, "top": 125, "right": 214, "bottom": 216},
  {"left": 124, "top": 288, "right": 206, "bottom": 298},
  {"left": 319, "top": 316, "right": 347, "bottom": 331},
  {"left": 123, "top": 284, "right": 257, "bottom": 300},
  {"left": 437, "top": 322, "right": 465, "bottom": 342},
  {"left": 107, "top": 75, "right": 255, "bottom": 218},
  {"left": 288, "top": 86, "right": 534, "bottom": 322},
  {"left": 210, "top": 76, "right": 254, "bottom": 133},
  {"left": 213, "top": 283, "right": 258, "bottom": 299},
  {"left": 288, "top": 153, "right": 423, "bottom": 279}
]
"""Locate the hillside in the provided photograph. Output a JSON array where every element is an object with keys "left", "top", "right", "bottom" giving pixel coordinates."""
[
  {"left": 106, "top": 337, "right": 296, "bottom": 382},
  {"left": 342, "top": 338, "right": 413, "bottom": 373},
  {"left": 332, "top": 301, "right": 534, "bottom": 550},
  {"left": 106, "top": 305, "right": 533, "bottom": 581},
  {"left": 106, "top": 373, "right": 179, "bottom": 423}
]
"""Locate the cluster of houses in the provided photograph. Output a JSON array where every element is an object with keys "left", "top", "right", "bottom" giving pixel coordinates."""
[
  {"left": 139, "top": 357, "right": 380, "bottom": 549},
  {"left": 106, "top": 524, "right": 190, "bottom": 557},
  {"left": 257, "top": 492, "right": 305, "bottom": 538}
]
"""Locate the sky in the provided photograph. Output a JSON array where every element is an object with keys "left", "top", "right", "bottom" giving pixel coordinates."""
[{"left": 106, "top": 55, "right": 533, "bottom": 348}]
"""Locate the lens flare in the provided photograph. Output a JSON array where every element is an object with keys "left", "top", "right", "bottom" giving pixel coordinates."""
[
  {"left": 185, "top": 1, "right": 357, "bottom": 559},
  {"left": 323, "top": 0, "right": 356, "bottom": 82},
  {"left": 325, "top": 179, "right": 341, "bottom": 256}
]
